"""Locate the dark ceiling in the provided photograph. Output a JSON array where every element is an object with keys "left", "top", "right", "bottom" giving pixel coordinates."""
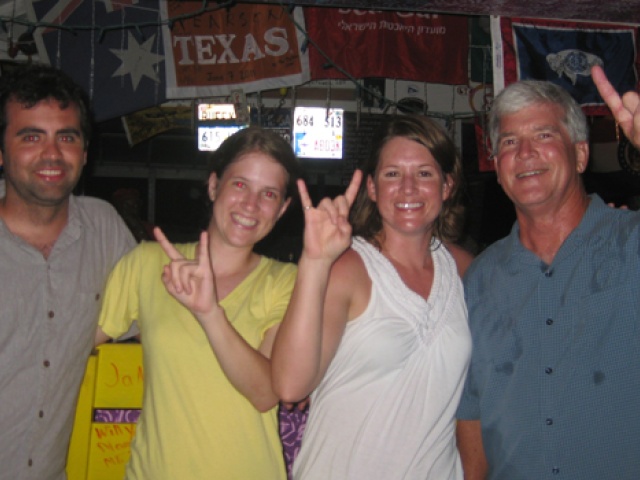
[{"left": 243, "top": 0, "right": 640, "bottom": 24}]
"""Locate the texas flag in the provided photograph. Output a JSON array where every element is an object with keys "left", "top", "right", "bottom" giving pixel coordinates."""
[{"left": 27, "top": 0, "right": 166, "bottom": 121}]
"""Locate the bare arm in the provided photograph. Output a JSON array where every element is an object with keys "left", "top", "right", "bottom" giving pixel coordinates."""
[
  {"left": 592, "top": 65, "right": 640, "bottom": 149},
  {"left": 155, "top": 227, "right": 279, "bottom": 412},
  {"left": 94, "top": 326, "right": 112, "bottom": 346},
  {"left": 457, "top": 420, "right": 488, "bottom": 480},
  {"left": 271, "top": 171, "right": 363, "bottom": 402}
]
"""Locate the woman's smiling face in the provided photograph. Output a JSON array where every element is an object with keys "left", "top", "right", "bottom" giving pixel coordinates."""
[
  {"left": 367, "top": 136, "right": 450, "bottom": 238},
  {"left": 208, "top": 151, "right": 291, "bottom": 249}
]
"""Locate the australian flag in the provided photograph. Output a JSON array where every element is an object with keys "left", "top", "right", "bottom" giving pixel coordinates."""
[
  {"left": 28, "top": 0, "right": 166, "bottom": 122},
  {"left": 494, "top": 17, "right": 639, "bottom": 115}
]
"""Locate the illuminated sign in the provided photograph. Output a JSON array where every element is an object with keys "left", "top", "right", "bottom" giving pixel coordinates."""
[
  {"left": 196, "top": 103, "right": 249, "bottom": 152},
  {"left": 292, "top": 107, "right": 344, "bottom": 159},
  {"left": 197, "top": 125, "right": 246, "bottom": 152},
  {"left": 197, "top": 103, "right": 237, "bottom": 121}
]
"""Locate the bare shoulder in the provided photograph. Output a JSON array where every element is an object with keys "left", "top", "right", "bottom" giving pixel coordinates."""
[
  {"left": 331, "top": 247, "right": 368, "bottom": 282},
  {"left": 332, "top": 248, "right": 367, "bottom": 277},
  {"left": 445, "top": 242, "right": 475, "bottom": 278}
]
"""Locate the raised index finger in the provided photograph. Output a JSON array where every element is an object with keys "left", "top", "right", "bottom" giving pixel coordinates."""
[
  {"left": 196, "top": 230, "right": 211, "bottom": 268},
  {"left": 592, "top": 65, "right": 624, "bottom": 113},
  {"left": 344, "top": 169, "right": 363, "bottom": 208},
  {"left": 154, "top": 226, "right": 184, "bottom": 261},
  {"left": 297, "top": 178, "right": 313, "bottom": 210}
]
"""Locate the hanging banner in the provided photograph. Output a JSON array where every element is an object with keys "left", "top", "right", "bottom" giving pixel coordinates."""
[
  {"left": 122, "top": 104, "right": 193, "bottom": 146},
  {"left": 28, "top": 0, "right": 166, "bottom": 122},
  {"left": 160, "top": 2, "right": 310, "bottom": 99},
  {"left": 491, "top": 16, "right": 639, "bottom": 115},
  {"left": 304, "top": 8, "right": 468, "bottom": 85}
]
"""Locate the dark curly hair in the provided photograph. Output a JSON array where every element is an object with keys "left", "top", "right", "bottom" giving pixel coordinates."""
[
  {"left": 350, "top": 114, "right": 465, "bottom": 247},
  {"left": 0, "top": 64, "right": 92, "bottom": 152}
]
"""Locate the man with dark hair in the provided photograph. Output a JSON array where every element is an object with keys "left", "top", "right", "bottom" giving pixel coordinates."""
[
  {"left": 0, "top": 64, "right": 135, "bottom": 479},
  {"left": 456, "top": 70, "right": 640, "bottom": 479}
]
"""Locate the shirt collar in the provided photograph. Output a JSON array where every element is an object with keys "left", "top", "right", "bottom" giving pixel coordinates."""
[{"left": 507, "top": 194, "right": 608, "bottom": 267}]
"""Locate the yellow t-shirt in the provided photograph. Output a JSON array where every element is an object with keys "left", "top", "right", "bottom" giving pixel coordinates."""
[{"left": 99, "top": 241, "right": 295, "bottom": 480}]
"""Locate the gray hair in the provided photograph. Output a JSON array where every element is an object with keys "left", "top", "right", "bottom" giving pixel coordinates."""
[{"left": 489, "top": 80, "right": 588, "bottom": 155}]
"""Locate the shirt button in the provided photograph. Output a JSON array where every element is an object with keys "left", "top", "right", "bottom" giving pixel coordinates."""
[
  {"left": 95, "top": 293, "right": 100, "bottom": 301},
  {"left": 48, "top": 311, "right": 54, "bottom": 319},
  {"left": 28, "top": 459, "right": 33, "bottom": 467},
  {"left": 546, "top": 318, "right": 554, "bottom": 325},
  {"left": 43, "top": 360, "right": 50, "bottom": 367},
  {"left": 39, "top": 410, "right": 44, "bottom": 418},
  {"left": 546, "top": 418, "right": 553, "bottom": 425},
  {"left": 545, "top": 367, "right": 553, "bottom": 374},
  {"left": 545, "top": 270, "right": 553, "bottom": 277},
  {"left": 552, "top": 467, "right": 560, "bottom": 474}
]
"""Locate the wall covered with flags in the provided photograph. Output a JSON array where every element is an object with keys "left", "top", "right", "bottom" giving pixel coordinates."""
[
  {"left": 2, "top": 2, "right": 632, "bottom": 132},
  {"left": 0, "top": 0, "right": 636, "bottom": 246},
  {"left": 3, "top": 1, "right": 484, "bottom": 160},
  {"left": 16, "top": 2, "right": 486, "bottom": 122},
  {"left": 0, "top": 3, "right": 634, "bottom": 175}
]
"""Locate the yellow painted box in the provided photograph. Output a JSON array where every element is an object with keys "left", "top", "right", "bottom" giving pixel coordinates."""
[
  {"left": 93, "top": 343, "right": 144, "bottom": 408},
  {"left": 67, "top": 343, "right": 144, "bottom": 480},
  {"left": 86, "top": 422, "right": 138, "bottom": 480}
]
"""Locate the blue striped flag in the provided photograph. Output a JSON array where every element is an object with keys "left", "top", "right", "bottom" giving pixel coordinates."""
[{"left": 28, "top": 0, "right": 166, "bottom": 121}]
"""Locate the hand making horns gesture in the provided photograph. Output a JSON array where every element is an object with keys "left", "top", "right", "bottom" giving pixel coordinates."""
[
  {"left": 592, "top": 64, "right": 640, "bottom": 149},
  {"left": 297, "top": 169, "right": 363, "bottom": 263},
  {"left": 154, "top": 227, "right": 218, "bottom": 323}
]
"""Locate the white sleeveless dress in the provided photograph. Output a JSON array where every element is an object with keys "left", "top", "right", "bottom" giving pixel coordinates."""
[{"left": 292, "top": 237, "right": 471, "bottom": 480}]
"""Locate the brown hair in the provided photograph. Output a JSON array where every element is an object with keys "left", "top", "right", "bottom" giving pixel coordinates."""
[
  {"left": 350, "top": 114, "right": 465, "bottom": 246},
  {"left": 207, "top": 126, "right": 300, "bottom": 199}
]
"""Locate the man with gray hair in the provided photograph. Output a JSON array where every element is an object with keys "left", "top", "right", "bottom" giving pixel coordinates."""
[{"left": 456, "top": 71, "right": 640, "bottom": 479}]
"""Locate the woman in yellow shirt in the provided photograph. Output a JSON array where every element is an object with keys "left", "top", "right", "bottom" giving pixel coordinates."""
[{"left": 96, "top": 127, "right": 300, "bottom": 480}]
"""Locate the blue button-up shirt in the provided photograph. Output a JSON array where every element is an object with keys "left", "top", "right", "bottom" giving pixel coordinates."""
[{"left": 457, "top": 195, "right": 640, "bottom": 479}]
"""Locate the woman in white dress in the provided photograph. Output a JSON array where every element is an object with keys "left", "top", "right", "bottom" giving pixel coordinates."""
[{"left": 272, "top": 114, "right": 472, "bottom": 480}]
